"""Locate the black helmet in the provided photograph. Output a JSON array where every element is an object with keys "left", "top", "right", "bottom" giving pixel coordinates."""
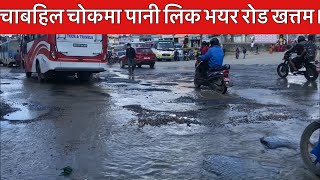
[
  {"left": 297, "top": 36, "right": 306, "bottom": 43},
  {"left": 210, "top": 38, "right": 219, "bottom": 47},
  {"left": 201, "top": 41, "right": 207, "bottom": 46},
  {"left": 127, "top": 43, "right": 131, "bottom": 46},
  {"left": 308, "top": 34, "right": 315, "bottom": 41}
]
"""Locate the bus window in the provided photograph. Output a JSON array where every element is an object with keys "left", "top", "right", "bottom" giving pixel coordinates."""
[
  {"left": 57, "top": 34, "right": 66, "bottom": 39},
  {"left": 95, "top": 34, "right": 102, "bottom": 42}
]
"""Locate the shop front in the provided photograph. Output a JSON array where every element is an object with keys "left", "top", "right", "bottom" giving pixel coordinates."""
[{"left": 190, "top": 34, "right": 201, "bottom": 48}]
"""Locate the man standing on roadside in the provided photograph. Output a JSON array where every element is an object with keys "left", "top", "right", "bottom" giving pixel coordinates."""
[
  {"left": 126, "top": 43, "right": 136, "bottom": 73},
  {"left": 250, "top": 41, "right": 254, "bottom": 52},
  {"left": 14, "top": 50, "right": 21, "bottom": 68}
]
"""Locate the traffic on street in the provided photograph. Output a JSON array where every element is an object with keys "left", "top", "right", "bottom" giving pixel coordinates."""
[{"left": 1, "top": 34, "right": 320, "bottom": 179}]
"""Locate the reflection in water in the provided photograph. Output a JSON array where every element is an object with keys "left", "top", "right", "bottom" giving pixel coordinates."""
[
  {"left": 302, "top": 81, "right": 318, "bottom": 90},
  {"left": 276, "top": 77, "right": 318, "bottom": 91},
  {"left": 3, "top": 107, "right": 48, "bottom": 121},
  {"left": 276, "top": 78, "right": 289, "bottom": 88},
  {"left": 129, "top": 74, "right": 135, "bottom": 80}
]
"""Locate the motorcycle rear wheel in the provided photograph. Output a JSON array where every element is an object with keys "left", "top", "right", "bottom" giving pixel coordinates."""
[
  {"left": 209, "top": 80, "right": 227, "bottom": 94},
  {"left": 304, "top": 66, "right": 319, "bottom": 81},
  {"left": 216, "top": 84, "right": 227, "bottom": 94},
  {"left": 300, "top": 121, "right": 320, "bottom": 176},
  {"left": 277, "top": 63, "right": 289, "bottom": 78}
]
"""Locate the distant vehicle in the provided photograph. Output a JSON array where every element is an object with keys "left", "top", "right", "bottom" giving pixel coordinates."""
[
  {"left": 119, "top": 48, "right": 156, "bottom": 69},
  {"left": 174, "top": 43, "right": 182, "bottom": 49},
  {"left": 0, "top": 39, "right": 20, "bottom": 66},
  {"left": 111, "top": 45, "right": 126, "bottom": 52},
  {"left": 145, "top": 41, "right": 155, "bottom": 48},
  {"left": 151, "top": 40, "right": 175, "bottom": 61},
  {"left": 117, "top": 51, "right": 126, "bottom": 57},
  {"left": 21, "top": 34, "right": 108, "bottom": 82},
  {"left": 130, "top": 42, "right": 148, "bottom": 48}
]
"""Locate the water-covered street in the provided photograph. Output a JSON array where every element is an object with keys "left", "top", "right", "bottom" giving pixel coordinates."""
[{"left": 1, "top": 53, "right": 319, "bottom": 179}]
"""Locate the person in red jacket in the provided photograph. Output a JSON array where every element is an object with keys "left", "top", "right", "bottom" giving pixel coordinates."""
[{"left": 200, "top": 41, "right": 209, "bottom": 55}]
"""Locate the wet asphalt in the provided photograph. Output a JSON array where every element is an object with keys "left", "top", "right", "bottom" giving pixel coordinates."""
[{"left": 1, "top": 52, "right": 320, "bottom": 180}]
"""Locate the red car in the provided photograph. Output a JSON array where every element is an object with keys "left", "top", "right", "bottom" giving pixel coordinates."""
[{"left": 119, "top": 48, "right": 156, "bottom": 69}]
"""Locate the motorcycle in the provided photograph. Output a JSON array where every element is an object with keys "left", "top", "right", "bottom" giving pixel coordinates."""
[
  {"left": 277, "top": 53, "right": 319, "bottom": 81},
  {"left": 184, "top": 52, "right": 188, "bottom": 61},
  {"left": 300, "top": 120, "right": 320, "bottom": 176},
  {"left": 188, "top": 53, "right": 195, "bottom": 61},
  {"left": 194, "top": 60, "right": 232, "bottom": 94},
  {"left": 108, "top": 54, "right": 119, "bottom": 65}
]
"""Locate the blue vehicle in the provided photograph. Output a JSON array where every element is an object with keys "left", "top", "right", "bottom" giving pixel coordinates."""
[
  {"left": 300, "top": 120, "right": 320, "bottom": 176},
  {"left": 174, "top": 43, "right": 182, "bottom": 49},
  {"left": 0, "top": 39, "right": 20, "bottom": 66}
]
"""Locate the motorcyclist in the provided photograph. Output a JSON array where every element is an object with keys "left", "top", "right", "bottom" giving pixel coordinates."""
[
  {"left": 199, "top": 38, "right": 224, "bottom": 77},
  {"left": 304, "top": 34, "right": 317, "bottom": 63},
  {"left": 285, "top": 36, "right": 307, "bottom": 73},
  {"left": 188, "top": 48, "right": 194, "bottom": 60}
]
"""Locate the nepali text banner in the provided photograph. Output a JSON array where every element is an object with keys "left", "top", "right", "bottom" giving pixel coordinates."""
[{"left": 0, "top": 0, "right": 319, "bottom": 34}]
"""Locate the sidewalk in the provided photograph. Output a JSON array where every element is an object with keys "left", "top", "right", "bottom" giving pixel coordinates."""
[{"left": 224, "top": 52, "right": 285, "bottom": 65}]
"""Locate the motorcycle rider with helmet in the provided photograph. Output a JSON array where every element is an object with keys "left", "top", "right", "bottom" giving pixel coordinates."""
[
  {"left": 285, "top": 36, "right": 307, "bottom": 74},
  {"left": 199, "top": 38, "right": 225, "bottom": 78},
  {"left": 304, "top": 34, "right": 317, "bottom": 63}
]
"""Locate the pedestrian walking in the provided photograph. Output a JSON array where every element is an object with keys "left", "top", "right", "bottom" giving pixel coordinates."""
[
  {"left": 125, "top": 43, "right": 136, "bottom": 74},
  {"left": 242, "top": 47, "right": 247, "bottom": 59},
  {"left": 236, "top": 47, "right": 240, "bottom": 59},
  {"left": 255, "top": 45, "right": 259, "bottom": 54}
]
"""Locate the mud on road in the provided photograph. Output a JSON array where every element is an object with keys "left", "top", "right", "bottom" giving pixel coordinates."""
[{"left": 1, "top": 56, "right": 320, "bottom": 179}]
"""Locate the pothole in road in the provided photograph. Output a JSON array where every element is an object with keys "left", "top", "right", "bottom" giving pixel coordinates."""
[
  {"left": 154, "top": 83, "right": 179, "bottom": 86},
  {"left": 1, "top": 101, "right": 63, "bottom": 123},
  {"left": 171, "top": 96, "right": 196, "bottom": 103},
  {"left": 125, "top": 88, "right": 172, "bottom": 92},
  {"left": 123, "top": 104, "right": 201, "bottom": 128},
  {"left": 203, "top": 155, "right": 279, "bottom": 179}
]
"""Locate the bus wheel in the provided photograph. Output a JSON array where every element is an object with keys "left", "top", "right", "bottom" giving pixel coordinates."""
[
  {"left": 78, "top": 72, "right": 93, "bottom": 82},
  {"left": 36, "top": 63, "right": 45, "bottom": 83},
  {"left": 26, "top": 72, "right": 32, "bottom": 78}
]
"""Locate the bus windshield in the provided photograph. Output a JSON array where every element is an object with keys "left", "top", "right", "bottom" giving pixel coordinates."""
[{"left": 156, "top": 41, "right": 174, "bottom": 50}]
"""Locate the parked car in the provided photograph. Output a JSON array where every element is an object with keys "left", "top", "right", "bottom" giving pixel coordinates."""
[
  {"left": 117, "top": 51, "right": 126, "bottom": 57},
  {"left": 119, "top": 48, "right": 156, "bottom": 69}
]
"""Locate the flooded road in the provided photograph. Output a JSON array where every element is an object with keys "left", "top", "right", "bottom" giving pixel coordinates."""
[{"left": 1, "top": 53, "right": 320, "bottom": 179}]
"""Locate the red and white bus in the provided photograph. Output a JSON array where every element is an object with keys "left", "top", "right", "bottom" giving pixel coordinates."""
[{"left": 21, "top": 34, "right": 108, "bottom": 82}]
